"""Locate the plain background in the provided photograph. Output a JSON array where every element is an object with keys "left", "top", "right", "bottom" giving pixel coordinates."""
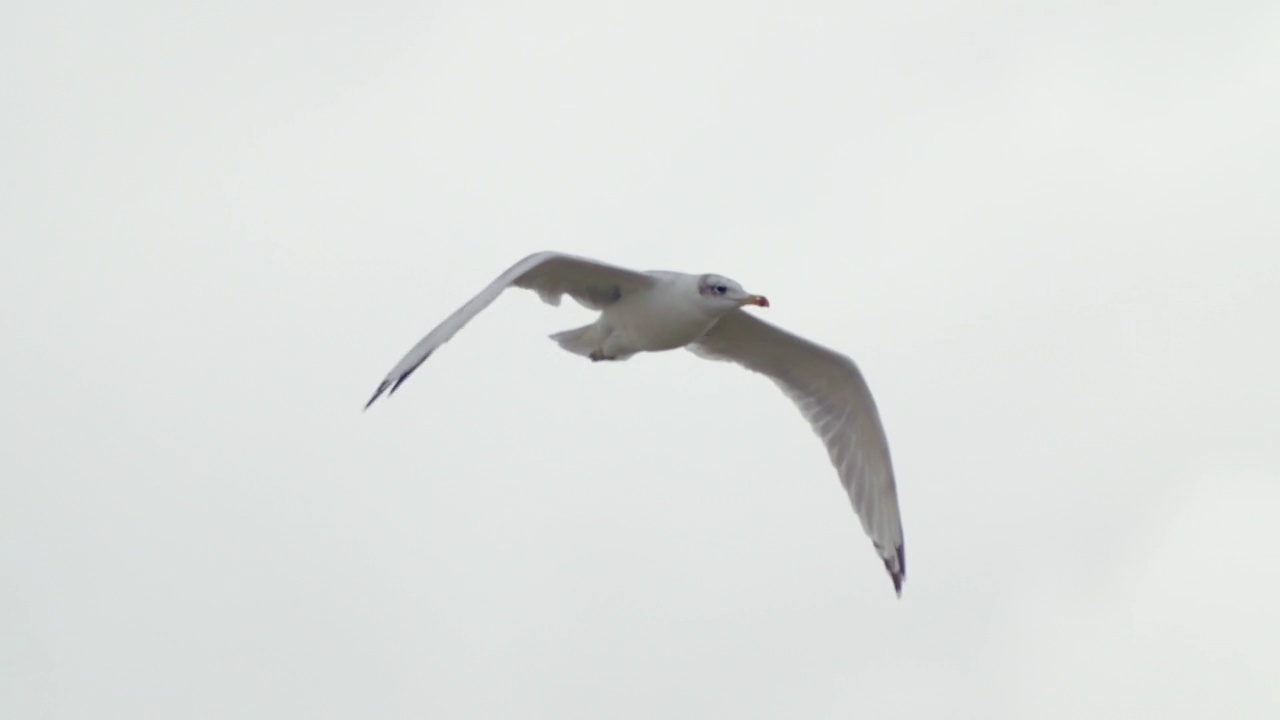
[{"left": 3, "top": 1, "right": 1278, "bottom": 718}]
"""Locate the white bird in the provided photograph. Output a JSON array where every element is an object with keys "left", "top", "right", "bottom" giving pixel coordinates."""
[{"left": 365, "top": 251, "right": 906, "bottom": 596}]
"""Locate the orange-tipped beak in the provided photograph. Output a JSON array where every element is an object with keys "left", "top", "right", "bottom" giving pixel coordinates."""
[{"left": 744, "top": 294, "right": 770, "bottom": 307}]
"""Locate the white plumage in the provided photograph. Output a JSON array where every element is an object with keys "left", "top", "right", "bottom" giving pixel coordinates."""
[{"left": 365, "top": 251, "right": 906, "bottom": 596}]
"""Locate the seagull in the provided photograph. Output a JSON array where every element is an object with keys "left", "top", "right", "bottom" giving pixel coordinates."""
[{"left": 365, "top": 251, "right": 906, "bottom": 596}]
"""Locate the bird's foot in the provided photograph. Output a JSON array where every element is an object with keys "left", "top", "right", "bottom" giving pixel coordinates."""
[{"left": 589, "top": 348, "right": 616, "bottom": 362}]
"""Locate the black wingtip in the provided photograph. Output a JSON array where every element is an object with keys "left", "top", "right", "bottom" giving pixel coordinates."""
[
  {"left": 363, "top": 351, "right": 433, "bottom": 412},
  {"left": 885, "top": 542, "right": 906, "bottom": 598},
  {"left": 363, "top": 380, "right": 392, "bottom": 411}
]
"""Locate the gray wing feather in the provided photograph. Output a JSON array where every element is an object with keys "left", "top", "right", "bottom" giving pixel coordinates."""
[
  {"left": 365, "top": 252, "right": 654, "bottom": 409},
  {"left": 689, "top": 310, "right": 906, "bottom": 596}
]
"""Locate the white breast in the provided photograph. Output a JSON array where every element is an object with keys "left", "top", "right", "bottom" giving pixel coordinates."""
[{"left": 602, "top": 273, "right": 720, "bottom": 352}]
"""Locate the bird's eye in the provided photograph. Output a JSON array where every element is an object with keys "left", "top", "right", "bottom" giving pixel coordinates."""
[{"left": 714, "top": 285, "right": 728, "bottom": 294}]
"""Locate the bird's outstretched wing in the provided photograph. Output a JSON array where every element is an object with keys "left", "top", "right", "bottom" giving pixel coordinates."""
[
  {"left": 365, "top": 251, "right": 655, "bottom": 409},
  {"left": 689, "top": 310, "right": 906, "bottom": 596}
]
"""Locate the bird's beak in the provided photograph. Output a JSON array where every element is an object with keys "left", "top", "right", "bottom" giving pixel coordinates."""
[{"left": 743, "top": 294, "right": 770, "bottom": 308}]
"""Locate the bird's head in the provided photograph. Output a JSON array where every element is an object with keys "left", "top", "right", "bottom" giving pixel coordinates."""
[{"left": 697, "top": 274, "right": 769, "bottom": 312}]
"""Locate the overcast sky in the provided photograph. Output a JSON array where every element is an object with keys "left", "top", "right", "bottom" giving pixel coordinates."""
[{"left": 3, "top": 1, "right": 1278, "bottom": 718}]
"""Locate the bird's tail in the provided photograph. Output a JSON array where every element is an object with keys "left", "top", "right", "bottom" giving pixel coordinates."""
[{"left": 550, "top": 323, "right": 605, "bottom": 357}]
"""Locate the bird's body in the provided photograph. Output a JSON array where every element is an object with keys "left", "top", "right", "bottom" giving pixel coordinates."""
[
  {"left": 562, "top": 272, "right": 728, "bottom": 360},
  {"left": 365, "top": 251, "right": 907, "bottom": 596}
]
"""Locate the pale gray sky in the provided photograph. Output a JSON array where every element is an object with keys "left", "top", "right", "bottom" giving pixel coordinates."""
[{"left": 3, "top": 1, "right": 1278, "bottom": 718}]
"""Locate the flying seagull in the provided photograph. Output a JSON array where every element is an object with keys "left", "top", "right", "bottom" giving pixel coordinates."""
[{"left": 365, "top": 251, "right": 906, "bottom": 596}]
